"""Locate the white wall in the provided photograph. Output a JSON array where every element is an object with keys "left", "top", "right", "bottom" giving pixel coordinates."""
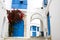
[
  {"left": 4, "top": 0, "right": 60, "bottom": 40},
  {"left": 49, "top": 0, "right": 60, "bottom": 40},
  {"left": 0, "top": 0, "right": 9, "bottom": 38},
  {"left": 5, "top": 0, "right": 12, "bottom": 10}
]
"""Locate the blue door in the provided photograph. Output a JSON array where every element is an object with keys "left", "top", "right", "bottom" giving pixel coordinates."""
[
  {"left": 30, "top": 26, "right": 40, "bottom": 37},
  {"left": 12, "top": 20, "right": 24, "bottom": 37},
  {"left": 32, "top": 32, "right": 36, "bottom": 37},
  {"left": 30, "top": 26, "right": 37, "bottom": 37}
]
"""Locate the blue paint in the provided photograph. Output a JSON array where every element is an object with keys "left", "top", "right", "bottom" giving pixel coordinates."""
[
  {"left": 12, "top": 20, "right": 24, "bottom": 37},
  {"left": 30, "top": 26, "right": 36, "bottom": 31},
  {"left": 47, "top": 13, "right": 51, "bottom": 35},
  {"left": 12, "top": 0, "right": 27, "bottom": 9},
  {"left": 30, "top": 26, "right": 40, "bottom": 31},
  {"left": 30, "top": 26, "right": 40, "bottom": 37},
  {"left": 32, "top": 32, "right": 36, "bottom": 37},
  {"left": 37, "top": 27, "right": 39, "bottom": 31},
  {"left": 12, "top": 0, "right": 19, "bottom": 4},
  {"left": 30, "top": 26, "right": 37, "bottom": 37},
  {"left": 44, "top": 0, "right": 48, "bottom": 7}
]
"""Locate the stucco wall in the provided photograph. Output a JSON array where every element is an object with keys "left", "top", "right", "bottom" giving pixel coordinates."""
[
  {"left": 2, "top": 0, "right": 60, "bottom": 40},
  {"left": 49, "top": 0, "right": 60, "bottom": 40}
]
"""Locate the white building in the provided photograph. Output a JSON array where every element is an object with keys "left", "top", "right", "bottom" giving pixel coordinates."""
[{"left": 0, "top": 0, "right": 54, "bottom": 40}]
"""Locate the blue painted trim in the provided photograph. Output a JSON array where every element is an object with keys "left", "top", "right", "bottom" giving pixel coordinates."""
[{"left": 47, "top": 12, "right": 51, "bottom": 35}]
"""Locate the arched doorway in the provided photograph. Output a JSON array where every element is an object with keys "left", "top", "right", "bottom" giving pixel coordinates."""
[{"left": 30, "top": 13, "right": 44, "bottom": 37}]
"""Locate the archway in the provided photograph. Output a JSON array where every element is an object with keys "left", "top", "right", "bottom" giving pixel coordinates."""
[{"left": 30, "top": 13, "right": 44, "bottom": 37}]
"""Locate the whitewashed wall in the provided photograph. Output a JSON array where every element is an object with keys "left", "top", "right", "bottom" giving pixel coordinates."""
[
  {"left": 5, "top": 0, "right": 12, "bottom": 10},
  {"left": 4, "top": 0, "right": 48, "bottom": 38},
  {"left": 0, "top": 0, "right": 9, "bottom": 38},
  {"left": 2, "top": 0, "right": 60, "bottom": 40},
  {"left": 49, "top": 0, "right": 60, "bottom": 40}
]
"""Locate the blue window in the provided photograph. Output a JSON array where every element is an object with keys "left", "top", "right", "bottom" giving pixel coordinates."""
[
  {"left": 44, "top": 0, "right": 48, "bottom": 7},
  {"left": 12, "top": 0, "right": 27, "bottom": 9}
]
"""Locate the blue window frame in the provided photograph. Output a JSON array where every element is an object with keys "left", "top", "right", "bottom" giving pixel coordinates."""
[{"left": 12, "top": 0, "right": 27, "bottom": 9}]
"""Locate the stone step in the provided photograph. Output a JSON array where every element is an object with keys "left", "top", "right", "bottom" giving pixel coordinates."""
[{"left": 4, "top": 37, "right": 45, "bottom": 40}]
